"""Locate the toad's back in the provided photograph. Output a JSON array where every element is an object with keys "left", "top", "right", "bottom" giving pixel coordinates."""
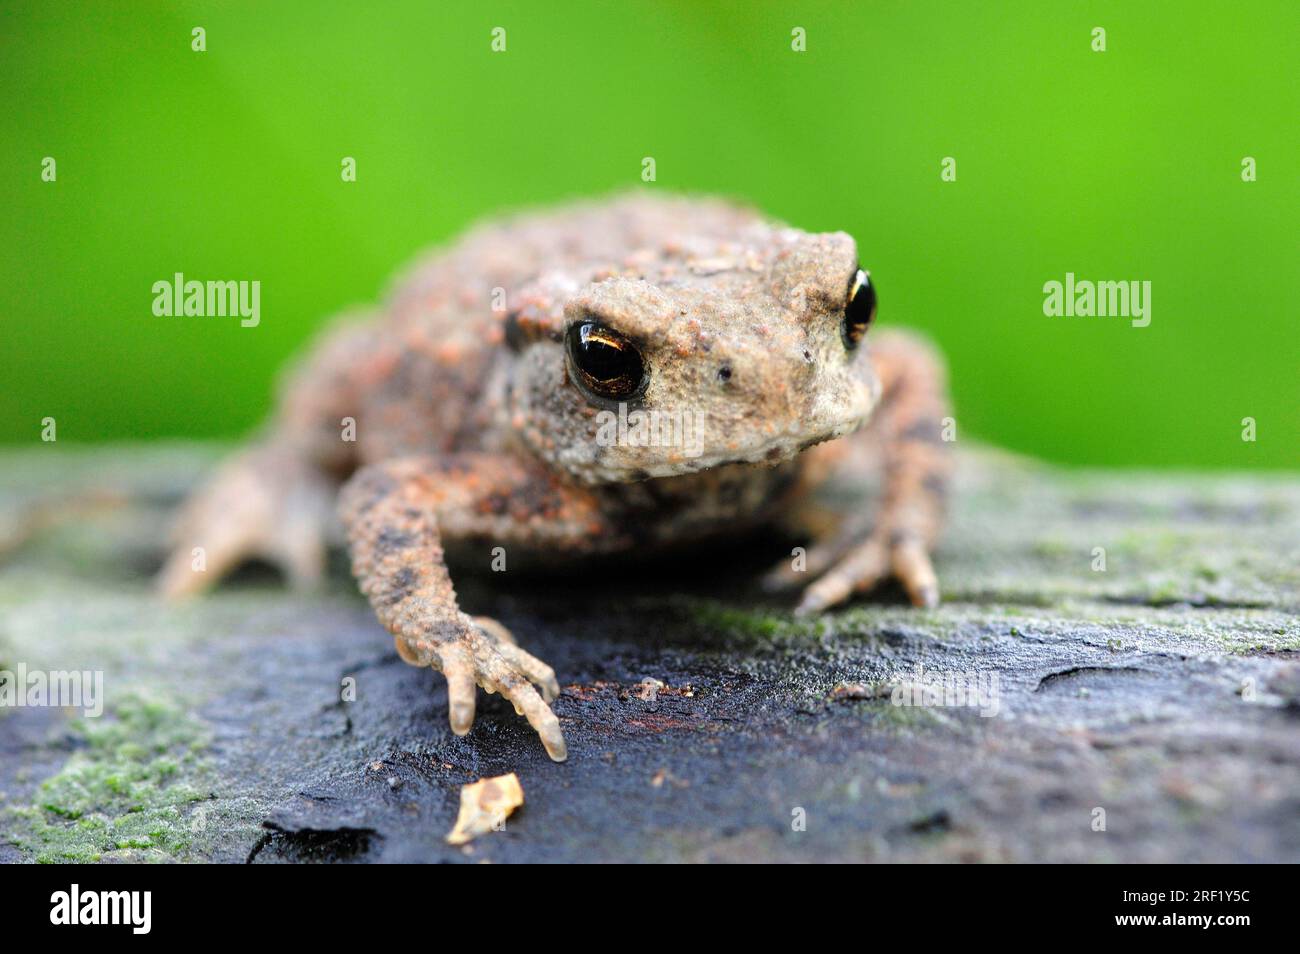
[{"left": 344, "top": 195, "right": 767, "bottom": 463}]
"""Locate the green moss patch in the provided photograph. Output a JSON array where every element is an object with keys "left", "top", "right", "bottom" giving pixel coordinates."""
[{"left": 6, "top": 692, "right": 212, "bottom": 863}]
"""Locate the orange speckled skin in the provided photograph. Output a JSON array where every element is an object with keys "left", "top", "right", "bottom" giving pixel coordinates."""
[{"left": 162, "top": 194, "right": 951, "bottom": 761}]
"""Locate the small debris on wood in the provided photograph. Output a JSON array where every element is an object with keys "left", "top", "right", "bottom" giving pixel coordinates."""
[
  {"left": 831, "top": 681, "right": 893, "bottom": 701},
  {"left": 637, "top": 678, "right": 665, "bottom": 700},
  {"left": 651, "top": 768, "right": 689, "bottom": 789},
  {"left": 445, "top": 773, "right": 524, "bottom": 845},
  {"left": 875, "top": 777, "right": 925, "bottom": 798}
]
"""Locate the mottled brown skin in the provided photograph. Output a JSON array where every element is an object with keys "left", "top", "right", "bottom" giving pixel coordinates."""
[{"left": 160, "top": 194, "right": 952, "bottom": 761}]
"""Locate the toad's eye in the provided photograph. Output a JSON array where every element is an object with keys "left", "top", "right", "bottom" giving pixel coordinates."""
[
  {"left": 566, "top": 321, "right": 646, "bottom": 403},
  {"left": 842, "top": 268, "right": 877, "bottom": 350}
]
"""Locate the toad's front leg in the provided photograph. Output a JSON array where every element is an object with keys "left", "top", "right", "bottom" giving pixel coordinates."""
[
  {"left": 784, "top": 330, "right": 953, "bottom": 614},
  {"left": 339, "top": 455, "right": 606, "bottom": 762}
]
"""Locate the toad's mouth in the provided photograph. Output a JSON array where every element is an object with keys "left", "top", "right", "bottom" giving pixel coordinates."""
[{"left": 592, "top": 415, "right": 866, "bottom": 483}]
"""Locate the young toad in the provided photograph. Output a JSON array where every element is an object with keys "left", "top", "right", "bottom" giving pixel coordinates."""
[{"left": 161, "top": 195, "right": 952, "bottom": 761}]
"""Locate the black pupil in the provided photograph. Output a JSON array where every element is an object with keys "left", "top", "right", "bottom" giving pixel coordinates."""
[
  {"left": 843, "top": 269, "right": 876, "bottom": 348},
  {"left": 568, "top": 322, "right": 645, "bottom": 399}
]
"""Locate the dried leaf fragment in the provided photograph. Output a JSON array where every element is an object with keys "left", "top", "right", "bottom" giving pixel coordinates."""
[{"left": 445, "top": 772, "right": 524, "bottom": 845}]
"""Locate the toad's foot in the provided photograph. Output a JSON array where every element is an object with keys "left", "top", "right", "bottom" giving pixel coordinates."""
[
  {"left": 791, "top": 528, "right": 939, "bottom": 615},
  {"left": 769, "top": 330, "right": 951, "bottom": 616},
  {"left": 158, "top": 445, "right": 334, "bottom": 599},
  {"left": 470, "top": 615, "right": 518, "bottom": 646},
  {"left": 394, "top": 613, "right": 564, "bottom": 761},
  {"left": 339, "top": 456, "right": 595, "bottom": 762}
]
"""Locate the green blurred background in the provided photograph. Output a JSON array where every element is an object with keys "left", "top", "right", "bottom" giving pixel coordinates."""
[{"left": 2, "top": 1, "right": 1296, "bottom": 468}]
